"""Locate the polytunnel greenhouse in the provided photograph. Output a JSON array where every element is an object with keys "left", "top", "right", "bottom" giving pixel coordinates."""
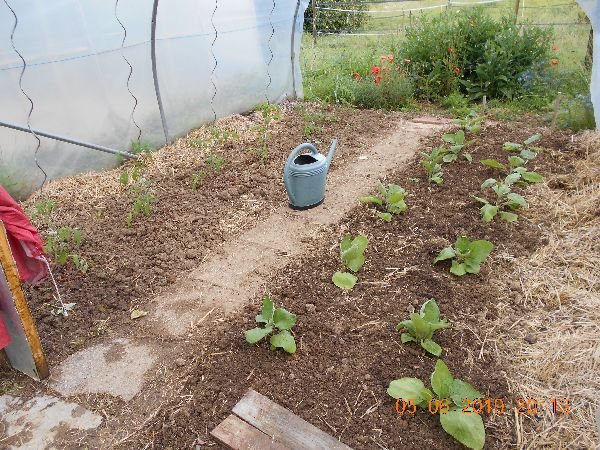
[{"left": 0, "top": 0, "right": 598, "bottom": 449}]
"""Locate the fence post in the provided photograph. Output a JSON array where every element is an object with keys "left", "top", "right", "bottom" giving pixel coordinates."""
[
  {"left": 312, "top": 0, "right": 318, "bottom": 45},
  {"left": 513, "top": 0, "right": 520, "bottom": 24}
]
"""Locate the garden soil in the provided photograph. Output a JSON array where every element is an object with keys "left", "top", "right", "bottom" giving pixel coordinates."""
[
  {"left": 126, "top": 123, "right": 578, "bottom": 449},
  {"left": 1, "top": 107, "right": 585, "bottom": 449}
]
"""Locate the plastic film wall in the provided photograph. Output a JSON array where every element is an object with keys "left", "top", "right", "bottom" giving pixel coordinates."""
[
  {"left": 576, "top": 0, "right": 598, "bottom": 128},
  {"left": 0, "top": 0, "right": 309, "bottom": 200}
]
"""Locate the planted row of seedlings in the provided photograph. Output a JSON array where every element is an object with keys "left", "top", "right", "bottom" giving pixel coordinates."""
[{"left": 244, "top": 113, "right": 545, "bottom": 449}]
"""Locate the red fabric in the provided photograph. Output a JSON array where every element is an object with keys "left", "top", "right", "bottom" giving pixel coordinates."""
[
  {"left": 0, "top": 185, "right": 47, "bottom": 284},
  {"left": 0, "top": 314, "right": 9, "bottom": 349}
]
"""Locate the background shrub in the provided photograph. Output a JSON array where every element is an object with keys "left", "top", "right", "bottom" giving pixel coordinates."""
[
  {"left": 304, "top": 1, "right": 368, "bottom": 33},
  {"left": 397, "top": 9, "right": 552, "bottom": 100}
]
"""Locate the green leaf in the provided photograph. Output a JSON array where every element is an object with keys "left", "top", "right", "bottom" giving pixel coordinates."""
[
  {"left": 521, "top": 171, "right": 544, "bottom": 183},
  {"left": 359, "top": 195, "right": 383, "bottom": 205},
  {"left": 443, "top": 154, "right": 457, "bottom": 163},
  {"left": 421, "top": 338, "right": 442, "bottom": 356},
  {"left": 377, "top": 180, "right": 387, "bottom": 198},
  {"left": 345, "top": 254, "right": 365, "bottom": 273},
  {"left": 466, "top": 240, "right": 493, "bottom": 265},
  {"left": 430, "top": 174, "right": 444, "bottom": 184},
  {"left": 332, "top": 271, "right": 357, "bottom": 290},
  {"left": 431, "top": 360, "right": 454, "bottom": 399},
  {"left": 410, "top": 313, "right": 433, "bottom": 340},
  {"left": 439, "top": 409, "right": 485, "bottom": 450},
  {"left": 503, "top": 142, "right": 522, "bottom": 151},
  {"left": 256, "top": 296, "right": 274, "bottom": 323},
  {"left": 269, "top": 330, "right": 296, "bottom": 353},
  {"left": 523, "top": 133, "right": 541, "bottom": 145},
  {"left": 463, "top": 152, "right": 472, "bottom": 162},
  {"left": 245, "top": 326, "right": 273, "bottom": 344},
  {"left": 420, "top": 298, "right": 440, "bottom": 323},
  {"left": 506, "top": 193, "right": 527, "bottom": 209},
  {"left": 340, "top": 234, "right": 352, "bottom": 253},
  {"left": 454, "top": 236, "right": 472, "bottom": 254},
  {"left": 398, "top": 319, "right": 416, "bottom": 336},
  {"left": 480, "top": 204, "right": 498, "bottom": 222},
  {"left": 450, "top": 260, "right": 467, "bottom": 276},
  {"left": 519, "top": 149, "right": 537, "bottom": 160},
  {"left": 450, "top": 379, "right": 482, "bottom": 407},
  {"left": 480, "top": 178, "right": 497, "bottom": 190},
  {"left": 442, "top": 133, "right": 456, "bottom": 144},
  {"left": 480, "top": 159, "right": 505, "bottom": 170},
  {"left": 499, "top": 211, "right": 518, "bottom": 222},
  {"left": 505, "top": 173, "right": 521, "bottom": 185},
  {"left": 387, "top": 378, "right": 434, "bottom": 407},
  {"left": 471, "top": 195, "right": 489, "bottom": 205},
  {"left": 119, "top": 171, "right": 129, "bottom": 185},
  {"left": 508, "top": 156, "right": 525, "bottom": 168},
  {"left": 341, "top": 235, "right": 369, "bottom": 272},
  {"left": 377, "top": 212, "right": 393, "bottom": 222},
  {"left": 273, "top": 307, "right": 297, "bottom": 330},
  {"left": 434, "top": 247, "right": 455, "bottom": 263},
  {"left": 400, "top": 332, "right": 416, "bottom": 343}
]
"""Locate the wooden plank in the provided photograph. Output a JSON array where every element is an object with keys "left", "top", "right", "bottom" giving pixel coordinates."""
[
  {"left": 232, "top": 390, "right": 352, "bottom": 450},
  {"left": 211, "top": 414, "right": 289, "bottom": 450},
  {"left": 0, "top": 221, "right": 49, "bottom": 380}
]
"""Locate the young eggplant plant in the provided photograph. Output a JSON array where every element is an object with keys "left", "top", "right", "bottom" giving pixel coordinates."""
[
  {"left": 332, "top": 234, "right": 369, "bottom": 290},
  {"left": 396, "top": 298, "right": 449, "bottom": 356},
  {"left": 472, "top": 175, "right": 528, "bottom": 223},
  {"left": 480, "top": 151, "right": 544, "bottom": 186},
  {"left": 359, "top": 181, "right": 408, "bottom": 222},
  {"left": 454, "top": 111, "right": 482, "bottom": 133},
  {"left": 245, "top": 295, "right": 297, "bottom": 354},
  {"left": 503, "top": 133, "right": 542, "bottom": 161},
  {"left": 434, "top": 236, "right": 493, "bottom": 276},
  {"left": 421, "top": 147, "right": 448, "bottom": 184},
  {"left": 387, "top": 360, "right": 485, "bottom": 450},
  {"left": 441, "top": 130, "right": 473, "bottom": 162}
]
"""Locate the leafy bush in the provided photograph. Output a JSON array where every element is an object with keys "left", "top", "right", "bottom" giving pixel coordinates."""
[
  {"left": 398, "top": 9, "right": 552, "bottom": 100},
  {"left": 304, "top": 1, "right": 368, "bottom": 33}
]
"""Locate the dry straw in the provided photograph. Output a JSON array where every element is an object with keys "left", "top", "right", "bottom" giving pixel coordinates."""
[{"left": 493, "top": 131, "right": 600, "bottom": 448}]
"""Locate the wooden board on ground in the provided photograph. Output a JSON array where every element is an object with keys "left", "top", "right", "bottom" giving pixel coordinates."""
[
  {"left": 0, "top": 221, "right": 49, "bottom": 380},
  {"left": 211, "top": 389, "right": 352, "bottom": 450}
]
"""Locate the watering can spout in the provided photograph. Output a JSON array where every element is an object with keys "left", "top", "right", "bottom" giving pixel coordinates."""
[{"left": 326, "top": 139, "right": 338, "bottom": 170}]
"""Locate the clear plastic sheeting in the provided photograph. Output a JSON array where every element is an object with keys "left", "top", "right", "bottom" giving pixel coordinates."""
[
  {"left": 0, "top": 0, "right": 309, "bottom": 199},
  {"left": 576, "top": 0, "right": 598, "bottom": 128}
]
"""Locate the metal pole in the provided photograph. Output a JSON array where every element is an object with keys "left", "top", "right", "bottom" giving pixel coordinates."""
[
  {"left": 0, "top": 120, "right": 138, "bottom": 159},
  {"left": 513, "top": 0, "right": 520, "bottom": 24},
  {"left": 312, "top": 0, "right": 317, "bottom": 45},
  {"left": 290, "top": 0, "right": 303, "bottom": 99},
  {"left": 150, "top": 0, "right": 170, "bottom": 144}
]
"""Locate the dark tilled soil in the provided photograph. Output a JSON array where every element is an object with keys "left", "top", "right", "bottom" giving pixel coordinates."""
[
  {"left": 21, "top": 104, "right": 399, "bottom": 365},
  {"left": 138, "top": 123, "right": 577, "bottom": 449}
]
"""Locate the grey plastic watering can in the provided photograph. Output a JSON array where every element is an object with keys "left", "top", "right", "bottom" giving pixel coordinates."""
[{"left": 283, "top": 139, "right": 338, "bottom": 209}]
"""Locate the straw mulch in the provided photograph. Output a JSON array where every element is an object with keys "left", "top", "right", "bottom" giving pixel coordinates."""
[{"left": 493, "top": 131, "right": 600, "bottom": 448}]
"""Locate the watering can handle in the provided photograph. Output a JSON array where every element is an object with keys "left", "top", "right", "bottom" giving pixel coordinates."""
[{"left": 283, "top": 143, "right": 319, "bottom": 204}]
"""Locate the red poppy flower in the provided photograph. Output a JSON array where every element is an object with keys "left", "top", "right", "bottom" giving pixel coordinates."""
[
  {"left": 379, "top": 55, "right": 387, "bottom": 62},
  {"left": 352, "top": 71, "right": 362, "bottom": 80},
  {"left": 381, "top": 65, "right": 387, "bottom": 71},
  {"left": 387, "top": 54, "right": 394, "bottom": 63},
  {"left": 371, "top": 66, "right": 380, "bottom": 75},
  {"left": 374, "top": 74, "right": 382, "bottom": 84},
  {"left": 455, "top": 67, "right": 460, "bottom": 74},
  {"left": 551, "top": 59, "right": 558, "bottom": 65}
]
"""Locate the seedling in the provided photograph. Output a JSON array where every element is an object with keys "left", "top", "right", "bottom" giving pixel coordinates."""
[
  {"left": 387, "top": 360, "right": 485, "bottom": 450},
  {"left": 205, "top": 153, "right": 225, "bottom": 171},
  {"left": 454, "top": 111, "right": 482, "bottom": 133},
  {"left": 503, "top": 133, "right": 542, "bottom": 161},
  {"left": 252, "top": 103, "right": 281, "bottom": 162},
  {"left": 434, "top": 236, "right": 493, "bottom": 276},
  {"left": 332, "top": 234, "right": 368, "bottom": 290},
  {"left": 44, "top": 226, "right": 88, "bottom": 273},
  {"left": 396, "top": 298, "right": 449, "bottom": 356},
  {"left": 29, "top": 198, "right": 55, "bottom": 221},
  {"left": 441, "top": 130, "right": 473, "bottom": 162},
  {"left": 191, "top": 170, "right": 205, "bottom": 191},
  {"left": 359, "top": 181, "right": 408, "bottom": 222},
  {"left": 130, "top": 142, "right": 156, "bottom": 155},
  {"left": 472, "top": 176, "right": 528, "bottom": 223},
  {"left": 480, "top": 155, "right": 544, "bottom": 186},
  {"left": 120, "top": 153, "right": 157, "bottom": 225},
  {"left": 421, "top": 147, "right": 448, "bottom": 184},
  {"left": 245, "top": 295, "right": 297, "bottom": 354}
]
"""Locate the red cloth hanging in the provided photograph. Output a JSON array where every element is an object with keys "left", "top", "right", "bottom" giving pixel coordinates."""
[{"left": 0, "top": 185, "right": 47, "bottom": 284}]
